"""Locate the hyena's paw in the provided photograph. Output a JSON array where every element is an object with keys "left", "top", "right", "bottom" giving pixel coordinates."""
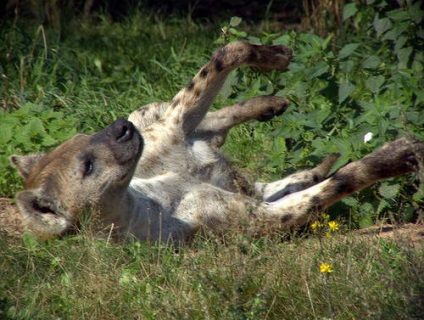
[
  {"left": 362, "top": 138, "right": 424, "bottom": 179},
  {"left": 250, "top": 44, "right": 293, "bottom": 72},
  {"left": 218, "top": 42, "right": 293, "bottom": 73},
  {"left": 253, "top": 96, "right": 290, "bottom": 122}
]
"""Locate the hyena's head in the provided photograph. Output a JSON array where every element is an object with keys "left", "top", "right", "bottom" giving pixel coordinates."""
[{"left": 9, "top": 118, "right": 143, "bottom": 238}]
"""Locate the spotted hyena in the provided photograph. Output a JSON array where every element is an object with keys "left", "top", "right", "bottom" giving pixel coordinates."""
[{"left": 8, "top": 42, "right": 424, "bottom": 243}]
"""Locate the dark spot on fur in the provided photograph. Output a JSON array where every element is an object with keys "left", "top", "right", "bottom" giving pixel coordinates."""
[
  {"left": 214, "top": 59, "right": 223, "bottom": 72},
  {"left": 257, "top": 108, "right": 275, "bottom": 122},
  {"left": 149, "top": 135, "right": 157, "bottom": 142},
  {"left": 161, "top": 149, "right": 171, "bottom": 157},
  {"left": 170, "top": 135, "right": 180, "bottom": 145},
  {"left": 336, "top": 183, "right": 354, "bottom": 194},
  {"left": 311, "top": 196, "right": 320, "bottom": 204},
  {"left": 311, "top": 196, "right": 323, "bottom": 212},
  {"left": 313, "top": 174, "right": 319, "bottom": 183},
  {"left": 171, "top": 99, "right": 180, "bottom": 108},
  {"left": 333, "top": 173, "right": 354, "bottom": 194},
  {"left": 238, "top": 101, "right": 246, "bottom": 107},
  {"left": 194, "top": 88, "right": 201, "bottom": 97},
  {"left": 200, "top": 68, "right": 209, "bottom": 78},
  {"left": 281, "top": 214, "right": 293, "bottom": 223},
  {"left": 248, "top": 49, "right": 259, "bottom": 64},
  {"left": 186, "top": 80, "right": 195, "bottom": 91}
]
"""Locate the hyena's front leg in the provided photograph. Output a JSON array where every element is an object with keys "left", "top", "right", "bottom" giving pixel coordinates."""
[
  {"left": 128, "top": 102, "right": 169, "bottom": 130},
  {"left": 164, "top": 42, "right": 293, "bottom": 134},
  {"left": 129, "top": 95, "right": 289, "bottom": 147},
  {"left": 190, "top": 95, "right": 290, "bottom": 147}
]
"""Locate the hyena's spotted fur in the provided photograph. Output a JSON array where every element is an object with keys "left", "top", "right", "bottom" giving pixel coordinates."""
[{"left": 7, "top": 42, "right": 424, "bottom": 243}]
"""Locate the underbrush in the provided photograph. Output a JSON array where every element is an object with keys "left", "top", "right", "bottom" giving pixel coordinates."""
[
  {"left": 0, "top": 2, "right": 424, "bottom": 319},
  {"left": 1, "top": 230, "right": 423, "bottom": 319}
]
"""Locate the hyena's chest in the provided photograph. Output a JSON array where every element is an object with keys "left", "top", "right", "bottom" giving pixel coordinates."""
[{"left": 133, "top": 134, "right": 224, "bottom": 180}]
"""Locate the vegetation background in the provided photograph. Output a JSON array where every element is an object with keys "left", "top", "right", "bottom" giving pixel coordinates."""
[{"left": 1, "top": 0, "right": 423, "bottom": 319}]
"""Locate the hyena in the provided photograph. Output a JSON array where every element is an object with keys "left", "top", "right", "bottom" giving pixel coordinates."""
[{"left": 8, "top": 42, "right": 424, "bottom": 243}]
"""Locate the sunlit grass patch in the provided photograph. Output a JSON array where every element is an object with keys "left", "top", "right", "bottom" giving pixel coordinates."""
[{"left": 1, "top": 228, "right": 423, "bottom": 319}]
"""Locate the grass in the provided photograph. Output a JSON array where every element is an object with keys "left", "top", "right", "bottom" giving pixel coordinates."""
[
  {"left": 1, "top": 230, "right": 423, "bottom": 319},
  {"left": 1, "top": 3, "right": 424, "bottom": 319}
]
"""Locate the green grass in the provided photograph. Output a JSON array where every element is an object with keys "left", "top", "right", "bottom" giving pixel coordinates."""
[
  {"left": 1, "top": 230, "right": 423, "bottom": 319},
  {"left": 1, "top": 2, "right": 424, "bottom": 319}
]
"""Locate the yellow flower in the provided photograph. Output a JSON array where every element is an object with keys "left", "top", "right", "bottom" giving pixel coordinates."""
[
  {"left": 328, "top": 221, "right": 340, "bottom": 232},
  {"left": 319, "top": 263, "right": 334, "bottom": 273},
  {"left": 321, "top": 212, "right": 330, "bottom": 220},
  {"left": 311, "top": 221, "right": 323, "bottom": 230},
  {"left": 325, "top": 232, "right": 332, "bottom": 239}
]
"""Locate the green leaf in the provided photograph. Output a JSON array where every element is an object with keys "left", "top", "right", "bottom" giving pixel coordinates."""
[
  {"left": 219, "top": 70, "right": 237, "bottom": 101},
  {"left": 409, "top": 1, "right": 424, "bottom": 23},
  {"left": 362, "top": 56, "right": 381, "bottom": 69},
  {"left": 42, "top": 134, "right": 58, "bottom": 147},
  {"left": 376, "top": 199, "right": 390, "bottom": 214},
  {"left": 0, "top": 124, "right": 13, "bottom": 145},
  {"left": 338, "top": 43, "right": 360, "bottom": 59},
  {"left": 339, "top": 60, "right": 355, "bottom": 73},
  {"left": 397, "top": 46, "right": 413, "bottom": 69},
  {"left": 373, "top": 17, "right": 392, "bottom": 38},
  {"left": 306, "top": 61, "right": 329, "bottom": 79},
  {"left": 394, "top": 35, "right": 408, "bottom": 53},
  {"left": 359, "top": 214, "right": 374, "bottom": 228},
  {"left": 94, "top": 58, "right": 102, "bottom": 72},
  {"left": 26, "top": 117, "right": 46, "bottom": 137},
  {"left": 339, "top": 81, "right": 356, "bottom": 103},
  {"left": 386, "top": 8, "right": 409, "bottom": 21},
  {"left": 272, "top": 34, "right": 291, "bottom": 46},
  {"left": 229, "top": 16, "right": 242, "bottom": 27},
  {"left": 379, "top": 183, "right": 400, "bottom": 199},
  {"left": 341, "top": 196, "right": 359, "bottom": 207},
  {"left": 366, "top": 75, "right": 385, "bottom": 93},
  {"left": 343, "top": 3, "right": 358, "bottom": 20}
]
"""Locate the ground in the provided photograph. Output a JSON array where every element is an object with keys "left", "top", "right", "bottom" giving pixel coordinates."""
[{"left": 1, "top": 197, "right": 423, "bottom": 247}]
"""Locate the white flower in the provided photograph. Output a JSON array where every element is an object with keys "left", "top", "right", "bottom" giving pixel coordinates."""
[{"left": 363, "top": 132, "right": 373, "bottom": 143}]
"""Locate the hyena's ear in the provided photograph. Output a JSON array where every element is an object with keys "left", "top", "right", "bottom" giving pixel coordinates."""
[
  {"left": 9, "top": 154, "right": 44, "bottom": 180},
  {"left": 16, "top": 189, "right": 58, "bottom": 217},
  {"left": 15, "top": 189, "right": 70, "bottom": 237}
]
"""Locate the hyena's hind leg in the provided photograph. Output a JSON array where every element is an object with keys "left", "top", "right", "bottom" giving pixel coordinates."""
[
  {"left": 190, "top": 95, "right": 290, "bottom": 148},
  {"left": 255, "top": 153, "right": 341, "bottom": 202},
  {"left": 199, "top": 139, "right": 423, "bottom": 235},
  {"left": 263, "top": 138, "right": 424, "bottom": 228},
  {"left": 164, "top": 42, "right": 292, "bottom": 135}
]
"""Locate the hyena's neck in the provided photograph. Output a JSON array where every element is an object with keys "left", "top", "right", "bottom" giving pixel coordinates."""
[{"left": 107, "top": 174, "right": 195, "bottom": 241}]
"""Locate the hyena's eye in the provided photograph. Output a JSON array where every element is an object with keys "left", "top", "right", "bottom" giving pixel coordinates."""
[{"left": 83, "top": 158, "right": 94, "bottom": 177}]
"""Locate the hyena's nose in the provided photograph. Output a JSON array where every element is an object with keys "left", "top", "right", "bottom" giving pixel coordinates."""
[{"left": 110, "top": 118, "right": 134, "bottom": 142}]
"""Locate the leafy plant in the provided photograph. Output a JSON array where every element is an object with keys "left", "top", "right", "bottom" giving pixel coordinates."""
[{"left": 0, "top": 103, "right": 79, "bottom": 196}]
